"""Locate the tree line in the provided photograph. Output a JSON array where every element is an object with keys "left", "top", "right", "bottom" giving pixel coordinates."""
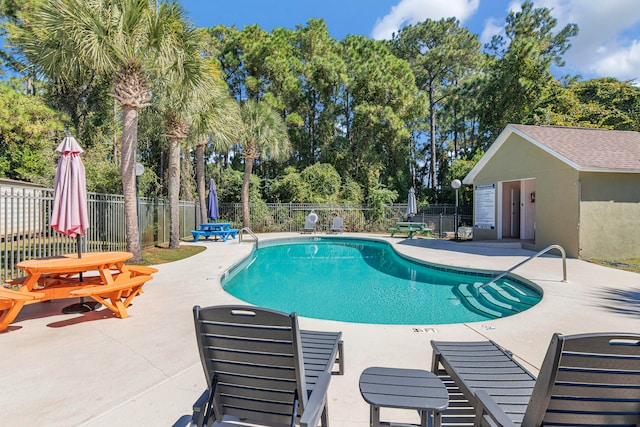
[{"left": 0, "top": 0, "right": 638, "bottom": 260}]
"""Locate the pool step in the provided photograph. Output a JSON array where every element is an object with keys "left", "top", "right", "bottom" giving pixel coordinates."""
[
  {"left": 490, "top": 282, "right": 541, "bottom": 305},
  {"left": 472, "top": 282, "right": 536, "bottom": 308},
  {"left": 455, "top": 284, "right": 506, "bottom": 318},
  {"left": 455, "top": 282, "right": 540, "bottom": 318}
]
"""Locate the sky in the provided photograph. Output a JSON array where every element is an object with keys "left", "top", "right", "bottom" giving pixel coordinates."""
[{"left": 179, "top": 0, "right": 640, "bottom": 83}]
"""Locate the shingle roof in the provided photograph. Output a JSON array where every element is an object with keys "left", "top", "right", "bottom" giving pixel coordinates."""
[{"left": 510, "top": 124, "right": 640, "bottom": 171}]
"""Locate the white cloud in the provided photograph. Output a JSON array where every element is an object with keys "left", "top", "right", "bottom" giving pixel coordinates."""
[
  {"left": 479, "top": 17, "right": 503, "bottom": 45},
  {"left": 511, "top": 0, "right": 640, "bottom": 81},
  {"left": 591, "top": 40, "right": 640, "bottom": 81},
  {"left": 479, "top": 1, "right": 521, "bottom": 44},
  {"left": 371, "top": 0, "right": 480, "bottom": 40},
  {"left": 378, "top": 0, "right": 640, "bottom": 81}
]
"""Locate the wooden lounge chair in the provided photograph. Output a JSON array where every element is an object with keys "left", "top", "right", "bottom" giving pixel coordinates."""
[
  {"left": 191, "top": 305, "right": 344, "bottom": 427},
  {"left": 431, "top": 332, "right": 640, "bottom": 426}
]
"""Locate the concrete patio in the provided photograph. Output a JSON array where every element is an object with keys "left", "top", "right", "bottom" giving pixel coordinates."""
[{"left": 2, "top": 233, "right": 639, "bottom": 426}]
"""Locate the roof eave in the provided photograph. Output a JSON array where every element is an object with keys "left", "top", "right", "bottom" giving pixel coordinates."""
[
  {"left": 578, "top": 167, "right": 640, "bottom": 173},
  {"left": 462, "top": 125, "right": 516, "bottom": 184}
]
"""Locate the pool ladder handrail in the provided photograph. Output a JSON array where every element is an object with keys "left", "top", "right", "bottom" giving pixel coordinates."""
[
  {"left": 478, "top": 244, "right": 567, "bottom": 291},
  {"left": 239, "top": 227, "right": 258, "bottom": 244}
]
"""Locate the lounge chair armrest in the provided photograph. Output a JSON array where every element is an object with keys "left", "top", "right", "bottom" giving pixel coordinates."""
[
  {"left": 430, "top": 344, "right": 441, "bottom": 373},
  {"left": 300, "top": 371, "right": 331, "bottom": 427},
  {"left": 474, "top": 390, "right": 518, "bottom": 427},
  {"left": 191, "top": 389, "right": 210, "bottom": 427}
]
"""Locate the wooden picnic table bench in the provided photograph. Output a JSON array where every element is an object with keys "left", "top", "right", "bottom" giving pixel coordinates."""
[
  {"left": 70, "top": 275, "right": 153, "bottom": 319},
  {"left": 388, "top": 222, "right": 432, "bottom": 239},
  {"left": 0, "top": 287, "right": 46, "bottom": 331}
]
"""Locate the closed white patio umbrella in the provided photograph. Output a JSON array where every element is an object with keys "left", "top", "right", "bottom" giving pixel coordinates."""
[{"left": 407, "top": 187, "right": 417, "bottom": 220}]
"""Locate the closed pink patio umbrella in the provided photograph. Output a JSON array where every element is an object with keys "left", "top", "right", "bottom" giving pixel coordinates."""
[
  {"left": 50, "top": 135, "right": 98, "bottom": 313},
  {"left": 51, "top": 135, "right": 89, "bottom": 239}
]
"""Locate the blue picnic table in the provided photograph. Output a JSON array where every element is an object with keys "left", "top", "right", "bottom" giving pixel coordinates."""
[{"left": 191, "top": 222, "right": 239, "bottom": 242}]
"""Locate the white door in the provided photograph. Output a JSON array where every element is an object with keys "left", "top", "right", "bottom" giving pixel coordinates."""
[{"left": 511, "top": 189, "right": 520, "bottom": 237}]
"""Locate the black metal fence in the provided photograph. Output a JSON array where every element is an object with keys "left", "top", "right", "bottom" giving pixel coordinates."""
[
  {"left": 1, "top": 182, "right": 471, "bottom": 280},
  {"left": 217, "top": 202, "right": 471, "bottom": 236},
  {"left": 1, "top": 185, "right": 197, "bottom": 280}
]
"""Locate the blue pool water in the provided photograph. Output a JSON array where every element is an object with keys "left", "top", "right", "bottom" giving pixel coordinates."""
[{"left": 221, "top": 237, "right": 542, "bottom": 324}]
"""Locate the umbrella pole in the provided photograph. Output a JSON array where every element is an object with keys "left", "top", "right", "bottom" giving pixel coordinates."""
[{"left": 62, "top": 235, "right": 101, "bottom": 314}]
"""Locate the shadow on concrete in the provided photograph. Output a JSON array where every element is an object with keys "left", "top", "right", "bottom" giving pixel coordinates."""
[
  {"left": 595, "top": 287, "right": 640, "bottom": 317},
  {"left": 396, "top": 238, "right": 542, "bottom": 258},
  {"left": 47, "top": 308, "right": 114, "bottom": 328},
  {"left": 7, "top": 297, "right": 114, "bottom": 330}
]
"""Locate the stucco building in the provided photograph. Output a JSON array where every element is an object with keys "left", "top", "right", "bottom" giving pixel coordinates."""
[{"left": 463, "top": 124, "right": 640, "bottom": 259}]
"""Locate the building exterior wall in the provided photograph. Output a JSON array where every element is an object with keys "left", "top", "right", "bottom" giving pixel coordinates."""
[
  {"left": 578, "top": 172, "right": 640, "bottom": 259},
  {"left": 0, "top": 179, "right": 46, "bottom": 239},
  {"left": 471, "top": 134, "right": 581, "bottom": 257}
]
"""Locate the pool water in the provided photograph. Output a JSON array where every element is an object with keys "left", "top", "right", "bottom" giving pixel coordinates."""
[{"left": 221, "top": 237, "right": 542, "bottom": 324}]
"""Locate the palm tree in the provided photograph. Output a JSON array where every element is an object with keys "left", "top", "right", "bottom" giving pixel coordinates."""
[
  {"left": 13, "top": 0, "right": 193, "bottom": 262},
  {"left": 152, "top": 29, "right": 218, "bottom": 249},
  {"left": 157, "top": 67, "right": 240, "bottom": 248},
  {"left": 238, "top": 100, "right": 291, "bottom": 228},
  {"left": 189, "top": 69, "right": 240, "bottom": 226}
]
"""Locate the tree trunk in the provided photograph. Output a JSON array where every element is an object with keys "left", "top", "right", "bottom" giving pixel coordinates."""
[
  {"left": 180, "top": 148, "right": 195, "bottom": 202},
  {"left": 113, "top": 100, "right": 119, "bottom": 166},
  {"left": 242, "top": 149, "right": 255, "bottom": 229},
  {"left": 429, "top": 81, "right": 438, "bottom": 190},
  {"left": 121, "top": 106, "right": 142, "bottom": 262},
  {"left": 195, "top": 139, "right": 207, "bottom": 223},
  {"left": 168, "top": 138, "right": 181, "bottom": 249}
]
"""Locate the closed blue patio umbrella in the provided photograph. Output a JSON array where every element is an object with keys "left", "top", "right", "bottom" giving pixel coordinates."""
[{"left": 207, "top": 178, "right": 219, "bottom": 221}]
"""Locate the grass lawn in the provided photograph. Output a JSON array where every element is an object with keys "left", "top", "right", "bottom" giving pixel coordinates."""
[
  {"left": 589, "top": 258, "right": 640, "bottom": 274},
  {"left": 138, "top": 243, "right": 206, "bottom": 265}
]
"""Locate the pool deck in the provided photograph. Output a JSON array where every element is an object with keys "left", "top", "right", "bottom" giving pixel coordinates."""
[{"left": 2, "top": 233, "right": 639, "bottom": 426}]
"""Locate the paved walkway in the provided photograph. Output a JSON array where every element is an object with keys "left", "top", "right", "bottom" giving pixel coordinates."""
[{"left": 2, "top": 233, "right": 639, "bottom": 426}]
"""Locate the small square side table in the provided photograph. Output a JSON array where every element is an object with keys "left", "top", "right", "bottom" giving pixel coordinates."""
[{"left": 359, "top": 366, "right": 449, "bottom": 427}]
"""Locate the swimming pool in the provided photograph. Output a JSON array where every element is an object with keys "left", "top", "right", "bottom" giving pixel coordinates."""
[{"left": 221, "top": 237, "right": 542, "bottom": 324}]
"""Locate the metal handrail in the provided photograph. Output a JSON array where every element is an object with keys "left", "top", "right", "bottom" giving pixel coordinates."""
[
  {"left": 478, "top": 244, "right": 567, "bottom": 290},
  {"left": 238, "top": 227, "right": 258, "bottom": 244}
]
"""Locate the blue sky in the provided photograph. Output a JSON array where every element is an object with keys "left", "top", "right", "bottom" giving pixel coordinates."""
[{"left": 180, "top": 0, "right": 640, "bottom": 83}]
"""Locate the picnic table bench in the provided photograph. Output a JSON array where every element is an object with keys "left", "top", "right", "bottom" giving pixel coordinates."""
[
  {"left": 0, "top": 287, "right": 46, "bottom": 331},
  {"left": 388, "top": 221, "right": 432, "bottom": 239},
  {"left": 191, "top": 222, "right": 239, "bottom": 242},
  {"left": 71, "top": 275, "right": 153, "bottom": 319}
]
